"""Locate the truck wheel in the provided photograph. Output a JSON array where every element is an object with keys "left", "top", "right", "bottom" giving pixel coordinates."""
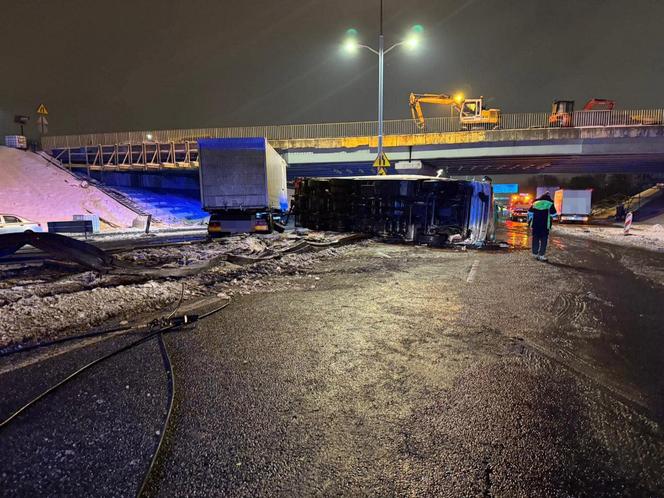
[{"left": 416, "top": 234, "right": 446, "bottom": 247}]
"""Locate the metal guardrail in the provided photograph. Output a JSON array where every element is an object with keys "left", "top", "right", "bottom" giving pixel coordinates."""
[{"left": 42, "top": 108, "right": 664, "bottom": 150}]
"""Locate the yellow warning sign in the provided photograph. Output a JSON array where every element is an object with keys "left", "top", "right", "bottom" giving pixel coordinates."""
[
  {"left": 373, "top": 152, "right": 391, "bottom": 168},
  {"left": 36, "top": 103, "right": 48, "bottom": 115}
]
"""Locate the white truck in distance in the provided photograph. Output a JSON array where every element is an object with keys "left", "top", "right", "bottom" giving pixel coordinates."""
[
  {"left": 554, "top": 189, "right": 592, "bottom": 223},
  {"left": 198, "top": 137, "right": 289, "bottom": 236}
]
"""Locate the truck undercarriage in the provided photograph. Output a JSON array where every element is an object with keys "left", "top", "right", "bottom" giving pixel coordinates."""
[{"left": 294, "top": 176, "right": 494, "bottom": 246}]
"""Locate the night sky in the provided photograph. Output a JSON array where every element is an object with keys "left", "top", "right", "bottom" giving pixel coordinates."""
[{"left": 2, "top": 0, "right": 663, "bottom": 136}]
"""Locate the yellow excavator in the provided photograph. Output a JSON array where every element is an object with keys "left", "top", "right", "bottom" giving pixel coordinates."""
[{"left": 409, "top": 93, "right": 500, "bottom": 130}]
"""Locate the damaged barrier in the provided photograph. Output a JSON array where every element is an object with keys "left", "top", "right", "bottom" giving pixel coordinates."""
[
  {"left": 0, "top": 231, "right": 368, "bottom": 274},
  {"left": 293, "top": 175, "right": 495, "bottom": 246},
  {"left": 0, "top": 231, "right": 113, "bottom": 270}
]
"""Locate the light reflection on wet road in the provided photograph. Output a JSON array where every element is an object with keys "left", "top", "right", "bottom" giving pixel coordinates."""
[{"left": 498, "top": 219, "right": 572, "bottom": 252}]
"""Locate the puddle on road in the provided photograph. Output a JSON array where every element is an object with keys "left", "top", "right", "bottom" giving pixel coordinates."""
[
  {"left": 499, "top": 220, "right": 530, "bottom": 249},
  {"left": 498, "top": 220, "right": 574, "bottom": 252}
]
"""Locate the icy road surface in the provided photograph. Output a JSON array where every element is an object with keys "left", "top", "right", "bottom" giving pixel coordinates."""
[
  {"left": 1, "top": 229, "right": 663, "bottom": 496},
  {"left": 145, "top": 234, "right": 664, "bottom": 496}
]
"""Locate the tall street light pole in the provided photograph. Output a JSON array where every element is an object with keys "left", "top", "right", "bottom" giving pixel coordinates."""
[
  {"left": 377, "top": 0, "right": 384, "bottom": 165},
  {"left": 343, "top": 3, "right": 422, "bottom": 174}
]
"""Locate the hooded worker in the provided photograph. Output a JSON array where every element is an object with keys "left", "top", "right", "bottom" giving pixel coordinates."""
[{"left": 528, "top": 192, "right": 557, "bottom": 261}]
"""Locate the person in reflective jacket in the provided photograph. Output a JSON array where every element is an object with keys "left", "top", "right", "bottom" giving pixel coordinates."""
[{"left": 527, "top": 192, "right": 557, "bottom": 261}]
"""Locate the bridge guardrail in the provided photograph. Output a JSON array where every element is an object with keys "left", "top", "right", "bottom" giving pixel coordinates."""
[{"left": 42, "top": 108, "right": 664, "bottom": 150}]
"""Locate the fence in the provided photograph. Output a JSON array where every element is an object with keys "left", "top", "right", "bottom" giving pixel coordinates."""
[{"left": 42, "top": 108, "right": 664, "bottom": 150}]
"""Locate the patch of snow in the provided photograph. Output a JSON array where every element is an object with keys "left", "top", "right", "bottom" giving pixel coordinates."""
[
  {"left": 0, "top": 146, "right": 139, "bottom": 229},
  {"left": 555, "top": 223, "right": 664, "bottom": 253}
]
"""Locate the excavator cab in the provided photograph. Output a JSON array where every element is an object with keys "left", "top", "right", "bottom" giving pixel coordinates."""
[
  {"left": 549, "top": 100, "right": 574, "bottom": 127},
  {"left": 460, "top": 100, "right": 480, "bottom": 116},
  {"left": 458, "top": 98, "right": 500, "bottom": 130}
]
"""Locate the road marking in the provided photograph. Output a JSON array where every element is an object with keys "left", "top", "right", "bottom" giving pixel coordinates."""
[{"left": 466, "top": 259, "right": 480, "bottom": 283}]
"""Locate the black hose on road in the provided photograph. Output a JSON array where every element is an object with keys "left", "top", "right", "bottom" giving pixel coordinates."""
[
  {"left": 0, "top": 326, "right": 171, "bottom": 430},
  {"left": 135, "top": 298, "right": 231, "bottom": 497},
  {"left": 0, "top": 298, "right": 232, "bottom": 498},
  {"left": 135, "top": 332, "right": 175, "bottom": 498}
]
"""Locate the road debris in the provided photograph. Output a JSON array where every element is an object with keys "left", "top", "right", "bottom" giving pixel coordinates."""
[{"left": 0, "top": 232, "right": 365, "bottom": 350}]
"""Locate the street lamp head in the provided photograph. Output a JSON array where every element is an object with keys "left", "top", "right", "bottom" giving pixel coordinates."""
[
  {"left": 454, "top": 93, "right": 464, "bottom": 104},
  {"left": 403, "top": 24, "right": 423, "bottom": 50},
  {"left": 404, "top": 35, "right": 419, "bottom": 50},
  {"left": 343, "top": 28, "right": 359, "bottom": 54},
  {"left": 343, "top": 38, "right": 359, "bottom": 54}
]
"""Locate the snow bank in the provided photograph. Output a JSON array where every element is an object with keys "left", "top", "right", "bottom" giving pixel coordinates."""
[
  {"left": 556, "top": 223, "right": 664, "bottom": 253},
  {"left": 0, "top": 146, "right": 139, "bottom": 229}
]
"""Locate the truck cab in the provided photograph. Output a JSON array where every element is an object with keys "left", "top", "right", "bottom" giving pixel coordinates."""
[{"left": 508, "top": 193, "right": 532, "bottom": 222}]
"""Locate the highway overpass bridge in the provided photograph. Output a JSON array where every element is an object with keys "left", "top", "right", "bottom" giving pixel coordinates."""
[{"left": 42, "top": 108, "right": 664, "bottom": 178}]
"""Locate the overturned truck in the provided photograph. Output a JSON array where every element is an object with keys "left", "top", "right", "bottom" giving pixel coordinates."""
[{"left": 294, "top": 175, "right": 495, "bottom": 246}]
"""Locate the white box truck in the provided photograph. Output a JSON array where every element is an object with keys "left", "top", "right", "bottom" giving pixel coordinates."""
[
  {"left": 554, "top": 189, "right": 592, "bottom": 223},
  {"left": 198, "top": 137, "right": 289, "bottom": 236}
]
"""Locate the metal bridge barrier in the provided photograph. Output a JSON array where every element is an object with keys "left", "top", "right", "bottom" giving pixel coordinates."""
[{"left": 42, "top": 109, "right": 664, "bottom": 171}]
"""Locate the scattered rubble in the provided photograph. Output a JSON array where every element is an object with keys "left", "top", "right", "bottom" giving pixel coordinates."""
[{"left": 0, "top": 232, "right": 364, "bottom": 350}]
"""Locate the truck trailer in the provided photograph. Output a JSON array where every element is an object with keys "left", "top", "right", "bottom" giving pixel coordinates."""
[
  {"left": 554, "top": 189, "right": 592, "bottom": 223},
  {"left": 293, "top": 175, "right": 495, "bottom": 247},
  {"left": 198, "top": 138, "right": 289, "bottom": 236}
]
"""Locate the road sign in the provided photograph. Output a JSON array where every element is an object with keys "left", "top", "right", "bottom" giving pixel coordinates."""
[
  {"left": 37, "top": 115, "right": 48, "bottom": 135},
  {"left": 623, "top": 212, "right": 633, "bottom": 235},
  {"left": 395, "top": 160, "right": 422, "bottom": 170},
  {"left": 373, "top": 152, "right": 391, "bottom": 168},
  {"left": 36, "top": 103, "right": 48, "bottom": 115},
  {"left": 493, "top": 183, "right": 519, "bottom": 194}
]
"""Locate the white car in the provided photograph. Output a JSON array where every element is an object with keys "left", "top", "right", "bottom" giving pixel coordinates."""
[{"left": 0, "top": 214, "right": 43, "bottom": 234}]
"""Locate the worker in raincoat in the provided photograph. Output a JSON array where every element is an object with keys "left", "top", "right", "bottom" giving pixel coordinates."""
[{"left": 528, "top": 192, "right": 557, "bottom": 261}]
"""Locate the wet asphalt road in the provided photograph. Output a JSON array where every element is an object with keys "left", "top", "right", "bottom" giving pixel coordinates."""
[
  {"left": 2, "top": 224, "right": 664, "bottom": 497},
  {"left": 0, "top": 333, "right": 170, "bottom": 497},
  {"left": 145, "top": 225, "right": 664, "bottom": 496}
]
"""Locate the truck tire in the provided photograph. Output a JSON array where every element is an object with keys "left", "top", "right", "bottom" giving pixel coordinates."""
[{"left": 416, "top": 233, "right": 446, "bottom": 247}]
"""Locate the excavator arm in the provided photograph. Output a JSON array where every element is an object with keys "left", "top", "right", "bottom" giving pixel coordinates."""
[
  {"left": 409, "top": 93, "right": 462, "bottom": 129},
  {"left": 583, "top": 98, "right": 615, "bottom": 111}
]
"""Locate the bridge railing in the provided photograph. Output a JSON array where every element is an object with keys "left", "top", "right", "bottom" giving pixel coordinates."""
[{"left": 42, "top": 108, "right": 664, "bottom": 149}]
